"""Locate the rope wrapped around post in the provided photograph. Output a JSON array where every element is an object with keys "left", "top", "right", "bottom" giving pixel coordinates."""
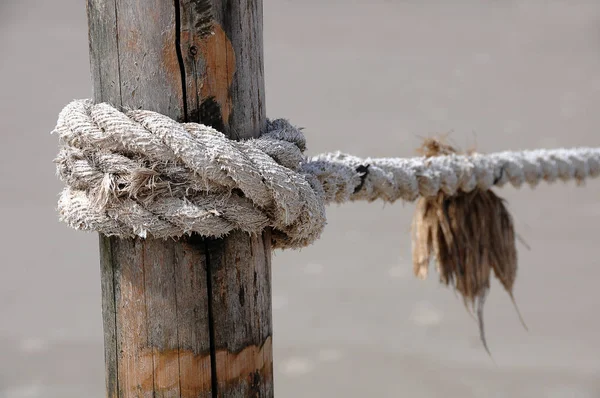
[
  {"left": 53, "top": 99, "right": 600, "bottom": 350},
  {"left": 55, "top": 100, "right": 600, "bottom": 248}
]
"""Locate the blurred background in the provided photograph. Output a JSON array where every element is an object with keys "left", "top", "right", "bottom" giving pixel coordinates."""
[{"left": 1, "top": 0, "right": 600, "bottom": 396}]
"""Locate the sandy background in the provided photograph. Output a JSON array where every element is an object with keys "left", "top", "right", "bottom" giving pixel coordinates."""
[{"left": 1, "top": 0, "right": 600, "bottom": 396}]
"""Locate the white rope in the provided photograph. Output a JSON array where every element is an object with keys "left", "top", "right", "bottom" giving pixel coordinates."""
[{"left": 54, "top": 100, "right": 600, "bottom": 248}]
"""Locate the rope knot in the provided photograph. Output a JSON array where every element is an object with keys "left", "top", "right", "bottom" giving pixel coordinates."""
[
  {"left": 54, "top": 100, "right": 600, "bottom": 251},
  {"left": 54, "top": 100, "right": 327, "bottom": 248}
]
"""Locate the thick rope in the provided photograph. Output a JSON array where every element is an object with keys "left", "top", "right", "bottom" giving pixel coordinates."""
[{"left": 54, "top": 100, "right": 600, "bottom": 248}]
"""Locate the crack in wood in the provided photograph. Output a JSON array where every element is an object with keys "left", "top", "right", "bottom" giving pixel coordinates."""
[
  {"left": 204, "top": 239, "right": 220, "bottom": 398},
  {"left": 174, "top": 0, "right": 189, "bottom": 121}
]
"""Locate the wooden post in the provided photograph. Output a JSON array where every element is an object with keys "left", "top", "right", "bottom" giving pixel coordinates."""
[{"left": 87, "top": 0, "right": 273, "bottom": 396}]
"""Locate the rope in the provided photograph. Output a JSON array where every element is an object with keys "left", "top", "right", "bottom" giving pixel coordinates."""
[{"left": 54, "top": 100, "right": 600, "bottom": 248}]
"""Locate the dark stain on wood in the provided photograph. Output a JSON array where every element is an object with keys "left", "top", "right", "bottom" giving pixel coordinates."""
[
  {"left": 239, "top": 285, "right": 246, "bottom": 307},
  {"left": 197, "top": 21, "right": 236, "bottom": 132},
  {"left": 197, "top": 96, "right": 225, "bottom": 132},
  {"left": 192, "top": 0, "right": 214, "bottom": 37},
  {"left": 249, "top": 370, "right": 262, "bottom": 397}
]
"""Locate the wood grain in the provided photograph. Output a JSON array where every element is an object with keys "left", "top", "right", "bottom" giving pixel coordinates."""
[
  {"left": 206, "top": 229, "right": 274, "bottom": 396},
  {"left": 88, "top": 0, "right": 272, "bottom": 396}
]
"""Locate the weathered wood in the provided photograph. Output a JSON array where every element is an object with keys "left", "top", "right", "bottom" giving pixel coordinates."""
[
  {"left": 206, "top": 230, "right": 273, "bottom": 396},
  {"left": 173, "top": 238, "right": 213, "bottom": 396},
  {"left": 86, "top": 0, "right": 120, "bottom": 104},
  {"left": 88, "top": 0, "right": 271, "bottom": 396},
  {"left": 98, "top": 235, "right": 118, "bottom": 398}
]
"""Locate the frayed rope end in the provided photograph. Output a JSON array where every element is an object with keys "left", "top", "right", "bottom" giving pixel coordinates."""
[{"left": 411, "top": 138, "right": 526, "bottom": 354}]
